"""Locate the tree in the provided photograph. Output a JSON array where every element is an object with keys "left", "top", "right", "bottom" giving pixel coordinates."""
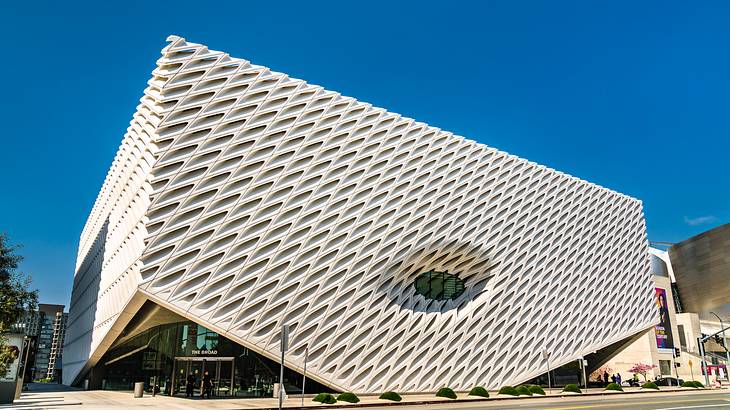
[
  {"left": 0, "top": 233, "right": 38, "bottom": 376},
  {"left": 628, "top": 363, "right": 657, "bottom": 381}
]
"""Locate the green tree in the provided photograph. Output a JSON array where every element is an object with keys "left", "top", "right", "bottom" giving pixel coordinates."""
[{"left": 0, "top": 233, "right": 38, "bottom": 376}]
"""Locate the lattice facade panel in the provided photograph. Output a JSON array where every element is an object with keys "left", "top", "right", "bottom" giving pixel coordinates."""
[{"left": 64, "top": 35, "right": 657, "bottom": 391}]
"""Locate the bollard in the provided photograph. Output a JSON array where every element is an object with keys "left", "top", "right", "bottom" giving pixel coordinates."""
[{"left": 134, "top": 382, "right": 144, "bottom": 398}]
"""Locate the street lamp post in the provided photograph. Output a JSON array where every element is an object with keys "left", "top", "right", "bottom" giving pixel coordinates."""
[
  {"left": 710, "top": 312, "right": 730, "bottom": 381},
  {"left": 542, "top": 350, "right": 551, "bottom": 395}
]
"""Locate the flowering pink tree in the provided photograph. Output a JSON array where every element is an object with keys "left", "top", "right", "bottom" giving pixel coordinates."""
[{"left": 628, "top": 363, "right": 657, "bottom": 381}]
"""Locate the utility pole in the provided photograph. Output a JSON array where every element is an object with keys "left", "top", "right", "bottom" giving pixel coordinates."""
[{"left": 710, "top": 312, "right": 730, "bottom": 381}]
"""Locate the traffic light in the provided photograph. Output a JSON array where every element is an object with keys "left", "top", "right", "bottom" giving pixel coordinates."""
[
  {"left": 674, "top": 347, "right": 680, "bottom": 357},
  {"left": 714, "top": 334, "right": 725, "bottom": 347}
]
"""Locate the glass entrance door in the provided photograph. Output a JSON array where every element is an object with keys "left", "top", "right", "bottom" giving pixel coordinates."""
[{"left": 172, "top": 357, "right": 234, "bottom": 397}]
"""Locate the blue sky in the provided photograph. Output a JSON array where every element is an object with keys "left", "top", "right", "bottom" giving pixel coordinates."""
[{"left": 1, "top": 1, "right": 728, "bottom": 306}]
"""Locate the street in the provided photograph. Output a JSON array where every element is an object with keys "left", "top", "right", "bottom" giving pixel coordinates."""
[{"left": 363, "top": 391, "right": 730, "bottom": 410}]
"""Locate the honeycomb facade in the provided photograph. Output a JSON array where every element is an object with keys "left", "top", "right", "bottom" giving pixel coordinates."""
[{"left": 64, "top": 35, "right": 657, "bottom": 392}]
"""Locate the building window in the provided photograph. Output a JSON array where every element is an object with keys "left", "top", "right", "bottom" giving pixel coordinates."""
[
  {"left": 413, "top": 270, "right": 465, "bottom": 301},
  {"left": 659, "top": 360, "right": 672, "bottom": 376}
]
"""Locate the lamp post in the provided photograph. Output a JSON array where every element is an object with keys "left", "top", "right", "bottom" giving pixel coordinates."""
[
  {"left": 710, "top": 312, "right": 730, "bottom": 381},
  {"left": 542, "top": 350, "right": 551, "bottom": 394}
]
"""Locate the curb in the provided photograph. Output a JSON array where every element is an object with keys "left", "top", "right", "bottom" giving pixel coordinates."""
[{"left": 249, "top": 387, "right": 717, "bottom": 410}]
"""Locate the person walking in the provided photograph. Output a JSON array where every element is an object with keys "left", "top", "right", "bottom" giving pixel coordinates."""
[
  {"left": 185, "top": 373, "right": 195, "bottom": 398},
  {"left": 603, "top": 371, "right": 609, "bottom": 386},
  {"left": 611, "top": 374, "right": 616, "bottom": 384},
  {"left": 201, "top": 370, "right": 212, "bottom": 399},
  {"left": 616, "top": 373, "right": 622, "bottom": 386}
]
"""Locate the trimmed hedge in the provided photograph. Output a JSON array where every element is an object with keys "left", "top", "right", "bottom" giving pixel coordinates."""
[
  {"left": 693, "top": 381, "right": 704, "bottom": 388},
  {"left": 528, "top": 385, "right": 546, "bottom": 395},
  {"left": 516, "top": 385, "right": 533, "bottom": 396},
  {"left": 436, "top": 387, "right": 457, "bottom": 399},
  {"left": 562, "top": 384, "right": 582, "bottom": 394},
  {"left": 498, "top": 385, "right": 519, "bottom": 396},
  {"left": 313, "top": 393, "right": 337, "bottom": 404},
  {"left": 641, "top": 382, "right": 659, "bottom": 390},
  {"left": 379, "top": 391, "right": 402, "bottom": 402},
  {"left": 468, "top": 386, "right": 489, "bottom": 397},
  {"left": 605, "top": 382, "right": 623, "bottom": 392},
  {"left": 336, "top": 392, "right": 360, "bottom": 403},
  {"left": 681, "top": 381, "right": 697, "bottom": 388}
]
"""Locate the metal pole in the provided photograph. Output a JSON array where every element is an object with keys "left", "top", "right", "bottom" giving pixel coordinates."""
[
  {"left": 279, "top": 346, "right": 285, "bottom": 409},
  {"left": 699, "top": 336, "right": 710, "bottom": 387},
  {"left": 21, "top": 337, "right": 31, "bottom": 385},
  {"left": 543, "top": 350, "right": 551, "bottom": 395},
  {"left": 301, "top": 346, "right": 308, "bottom": 407},
  {"left": 279, "top": 325, "right": 289, "bottom": 410},
  {"left": 581, "top": 358, "right": 587, "bottom": 389},
  {"left": 711, "top": 312, "right": 730, "bottom": 381}
]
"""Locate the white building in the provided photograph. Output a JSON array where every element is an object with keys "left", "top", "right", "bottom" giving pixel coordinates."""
[{"left": 63, "top": 35, "right": 657, "bottom": 396}]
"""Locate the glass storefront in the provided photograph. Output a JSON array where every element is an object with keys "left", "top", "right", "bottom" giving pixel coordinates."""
[{"left": 97, "top": 320, "right": 329, "bottom": 397}]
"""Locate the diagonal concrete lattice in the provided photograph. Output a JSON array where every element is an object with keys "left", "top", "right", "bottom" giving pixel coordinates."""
[{"left": 64, "top": 35, "right": 657, "bottom": 392}]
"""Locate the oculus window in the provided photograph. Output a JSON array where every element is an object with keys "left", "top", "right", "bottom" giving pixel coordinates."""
[{"left": 414, "top": 270, "right": 465, "bottom": 301}]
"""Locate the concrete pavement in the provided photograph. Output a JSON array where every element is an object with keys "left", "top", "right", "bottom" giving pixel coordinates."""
[{"left": 3, "top": 383, "right": 728, "bottom": 410}]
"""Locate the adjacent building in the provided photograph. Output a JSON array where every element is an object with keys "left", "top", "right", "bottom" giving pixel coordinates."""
[
  {"left": 16, "top": 304, "right": 68, "bottom": 381},
  {"left": 605, "top": 224, "right": 730, "bottom": 383},
  {"left": 63, "top": 35, "right": 657, "bottom": 395}
]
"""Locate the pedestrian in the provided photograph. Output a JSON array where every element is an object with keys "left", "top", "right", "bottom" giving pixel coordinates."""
[
  {"left": 616, "top": 373, "right": 622, "bottom": 386},
  {"left": 186, "top": 373, "right": 195, "bottom": 398},
  {"left": 611, "top": 374, "right": 616, "bottom": 384},
  {"left": 603, "top": 371, "right": 609, "bottom": 386},
  {"left": 201, "top": 370, "right": 212, "bottom": 399}
]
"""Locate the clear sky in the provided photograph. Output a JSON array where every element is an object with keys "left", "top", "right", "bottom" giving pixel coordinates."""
[{"left": 2, "top": 1, "right": 728, "bottom": 306}]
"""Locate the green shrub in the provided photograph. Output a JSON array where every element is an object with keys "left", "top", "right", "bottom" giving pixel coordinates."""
[
  {"left": 641, "top": 382, "right": 659, "bottom": 390},
  {"left": 336, "top": 392, "right": 360, "bottom": 403},
  {"left": 468, "top": 386, "right": 489, "bottom": 397},
  {"left": 681, "top": 380, "right": 698, "bottom": 388},
  {"left": 498, "top": 385, "right": 519, "bottom": 396},
  {"left": 516, "top": 385, "right": 533, "bottom": 396},
  {"left": 605, "top": 382, "right": 623, "bottom": 392},
  {"left": 528, "top": 384, "right": 546, "bottom": 395},
  {"left": 436, "top": 387, "right": 457, "bottom": 399},
  {"left": 379, "top": 391, "right": 402, "bottom": 402},
  {"left": 693, "top": 381, "right": 704, "bottom": 388},
  {"left": 313, "top": 393, "right": 337, "bottom": 404},
  {"left": 562, "top": 384, "right": 582, "bottom": 394}
]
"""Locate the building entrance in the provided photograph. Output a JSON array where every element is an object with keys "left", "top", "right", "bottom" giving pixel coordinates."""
[{"left": 171, "top": 357, "right": 234, "bottom": 397}]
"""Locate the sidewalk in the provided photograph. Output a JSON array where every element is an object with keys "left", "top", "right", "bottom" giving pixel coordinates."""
[{"left": 1, "top": 383, "right": 721, "bottom": 410}]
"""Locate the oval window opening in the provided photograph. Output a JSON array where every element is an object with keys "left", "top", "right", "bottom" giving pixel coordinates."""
[{"left": 413, "top": 270, "right": 465, "bottom": 301}]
